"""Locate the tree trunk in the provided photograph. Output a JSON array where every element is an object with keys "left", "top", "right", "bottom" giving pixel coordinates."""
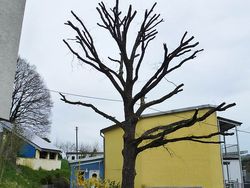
[{"left": 121, "top": 129, "right": 137, "bottom": 188}]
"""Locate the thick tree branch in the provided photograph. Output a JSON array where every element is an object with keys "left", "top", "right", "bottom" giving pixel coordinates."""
[
  {"left": 96, "top": 1, "right": 131, "bottom": 63},
  {"left": 132, "top": 3, "right": 163, "bottom": 83},
  {"left": 60, "top": 93, "right": 121, "bottom": 125},
  {"left": 67, "top": 11, "right": 126, "bottom": 82},
  {"left": 64, "top": 38, "right": 126, "bottom": 95},
  {"left": 137, "top": 131, "right": 233, "bottom": 153},
  {"left": 97, "top": 1, "right": 163, "bottom": 87},
  {"left": 108, "top": 56, "right": 124, "bottom": 77},
  {"left": 63, "top": 39, "right": 101, "bottom": 71},
  {"left": 64, "top": 12, "right": 126, "bottom": 96},
  {"left": 136, "top": 84, "right": 184, "bottom": 116},
  {"left": 135, "top": 102, "right": 236, "bottom": 145},
  {"left": 167, "top": 49, "right": 204, "bottom": 74},
  {"left": 133, "top": 32, "right": 203, "bottom": 105}
]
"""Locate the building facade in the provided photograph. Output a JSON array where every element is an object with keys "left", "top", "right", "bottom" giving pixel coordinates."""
[
  {"left": 16, "top": 139, "right": 62, "bottom": 171},
  {"left": 101, "top": 105, "right": 243, "bottom": 188},
  {"left": 219, "top": 117, "right": 245, "bottom": 187},
  {"left": 68, "top": 155, "right": 104, "bottom": 188}
]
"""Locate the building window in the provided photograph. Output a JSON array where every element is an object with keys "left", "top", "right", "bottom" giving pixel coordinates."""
[
  {"left": 40, "top": 151, "right": 48, "bottom": 159},
  {"left": 49, "top": 152, "right": 56, "bottom": 160}
]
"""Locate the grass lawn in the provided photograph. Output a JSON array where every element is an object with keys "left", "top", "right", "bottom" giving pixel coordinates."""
[{"left": 0, "top": 159, "right": 70, "bottom": 188}]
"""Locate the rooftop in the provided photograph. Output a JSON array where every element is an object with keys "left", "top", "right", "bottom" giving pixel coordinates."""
[
  {"left": 0, "top": 120, "right": 61, "bottom": 153},
  {"left": 68, "top": 155, "right": 104, "bottom": 164},
  {"left": 101, "top": 104, "right": 242, "bottom": 133}
]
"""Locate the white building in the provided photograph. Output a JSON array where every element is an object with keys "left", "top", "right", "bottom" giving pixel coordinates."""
[
  {"left": 0, "top": 0, "right": 26, "bottom": 120},
  {"left": 219, "top": 117, "right": 245, "bottom": 188}
]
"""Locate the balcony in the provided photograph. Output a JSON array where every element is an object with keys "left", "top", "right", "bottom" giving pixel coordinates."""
[{"left": 218, "top": 117, "right": 244, "bottom": 187}]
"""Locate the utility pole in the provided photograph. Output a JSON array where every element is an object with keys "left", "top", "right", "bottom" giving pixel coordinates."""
[
  {"left": 235, "top": 126, "right": 244, "bottom": 187},
  {"left": 75, "top": 126, "right": 78, "bottom": 160}
]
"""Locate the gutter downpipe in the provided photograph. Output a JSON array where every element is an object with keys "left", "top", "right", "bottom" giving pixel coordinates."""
[
  {"left": 224, "top": 134, "right": 231, "bottom": 184},
  {"left": 218, "top": 119, "right": 226, "bottom": 188},
  {"left": 100, "top": 131, "right": 105, "bottom": 179}
]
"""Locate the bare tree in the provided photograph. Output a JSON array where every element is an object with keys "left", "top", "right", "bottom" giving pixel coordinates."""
[
  {"left": 55, "top": 141, "right": 76, "bottom": 154},
  {"left": 55, "top": 140, "right": 100, "bottom": 154},
  {"left": 1, "top": 58, "right": 52, "bottom": 181},
  {"left": 79, "top": 142, "right": 100, "bottom": 153},
  {"left": 55, "top": 140, "right": 100, "bottom": 160},
  {"left": 61, "top": 1, "right": 235, "bottom": 187},
  {"left": 10, "top": 58, "right": 53, "bottom": 137}
]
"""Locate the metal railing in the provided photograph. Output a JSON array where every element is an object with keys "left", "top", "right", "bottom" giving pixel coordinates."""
[{"left": 222, "top": 144, "right": 239, "bottom": 154}]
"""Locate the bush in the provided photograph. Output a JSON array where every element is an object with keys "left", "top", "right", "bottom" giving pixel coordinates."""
[
  {"left": 107, "top": 180, "right": 120, "bottom": 188},
  {"left": 53, "top": 177, "right": 69, "bottom": 188}
]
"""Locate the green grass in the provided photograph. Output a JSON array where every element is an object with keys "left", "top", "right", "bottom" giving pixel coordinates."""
[{"left": 0, "top": 159, "right": 70, "bottom": 188}]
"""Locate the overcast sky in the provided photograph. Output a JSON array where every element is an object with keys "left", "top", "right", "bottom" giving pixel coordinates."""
[{"left": 18, "top": 0, "right": 250, "bottom": 152}]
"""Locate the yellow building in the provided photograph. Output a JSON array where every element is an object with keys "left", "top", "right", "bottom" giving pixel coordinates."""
[{"left": 101, "top": 105, "right": 242, "bottom": 188}]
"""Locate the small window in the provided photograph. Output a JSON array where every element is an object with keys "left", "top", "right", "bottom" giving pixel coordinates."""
[
  {"left": 49, "top": 152, "right": 56, "bottom": 160},
  {"left": 40, "top": 151, "right": 48, "bottom": 159}
]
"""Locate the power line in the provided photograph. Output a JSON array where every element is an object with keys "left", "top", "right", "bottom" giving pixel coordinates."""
[
  {"left": 49, "top": 89, "right": 162, "bottom": 112},
  {"left": 48, "top": 89, "right": 248, "bottom": 132},
  {"left": 49, "top": 89, "right": 123, "bottom": 102},
  {"left": 238, "top": 130, "right": 250, "bottom": 134}
]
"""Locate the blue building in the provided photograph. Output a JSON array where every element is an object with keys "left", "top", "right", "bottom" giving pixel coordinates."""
[
  {"left": 69, "top": 155, "right": 104, "bottom": 188},
  {"left": 0, "top": 120, "right": 62, "bottom": 170}
]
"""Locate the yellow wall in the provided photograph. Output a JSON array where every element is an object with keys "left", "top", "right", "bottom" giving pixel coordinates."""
[
  {"left": 104, "top": 108, "right": 224, "bottom": 188},
  {"left": 104, "top": 128, "right": 123, "bottom": 183}
]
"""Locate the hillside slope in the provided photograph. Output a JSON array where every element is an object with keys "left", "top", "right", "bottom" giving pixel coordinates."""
[{"left": 0, "top": 160, "right": 70, "bottom": 188}]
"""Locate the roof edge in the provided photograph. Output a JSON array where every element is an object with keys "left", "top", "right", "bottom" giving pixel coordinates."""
[
  {"left": 141, "top": 104, "right": 216, "bottom": 119},
  {"left": 68, "top": 155, "right": 104, "bottom": 164},
  {"left": 101, "top": 104, "right": 217, "bottom": 134},
  {"left": 0, "top": 121, "right": 61, "bottom": 152},
  {"left": 218, "top": 116, "right": 242, "bottom": 126}
]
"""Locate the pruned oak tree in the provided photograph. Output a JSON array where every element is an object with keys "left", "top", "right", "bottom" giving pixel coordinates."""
[{"left": 61, "top": 1, "right": 235, "bottom": 188}]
